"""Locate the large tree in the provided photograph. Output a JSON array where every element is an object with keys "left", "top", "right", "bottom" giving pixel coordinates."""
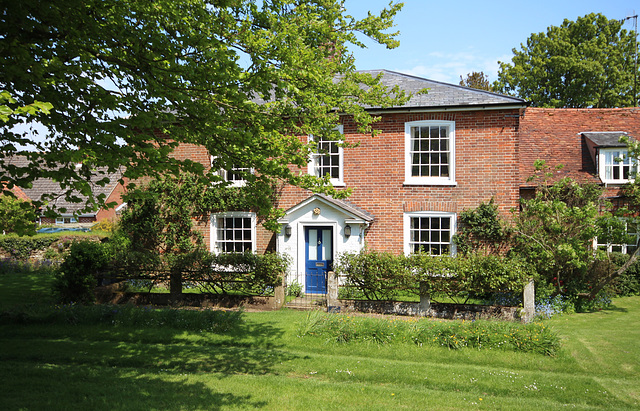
[
  {"left": 0, "top": 0, "right": 408, "bottom": 219},
  {"left": 494, "top": 13, "right": 638, "bottom": 108}
]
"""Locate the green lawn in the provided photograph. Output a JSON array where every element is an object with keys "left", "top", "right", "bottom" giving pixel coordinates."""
[{"left": 1, "top": 269, "right": 638, "bottom": 410}]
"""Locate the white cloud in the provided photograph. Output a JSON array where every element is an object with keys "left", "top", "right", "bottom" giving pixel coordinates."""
[{"left": 393, "top": 50, "right": 514, "bottom": 85}]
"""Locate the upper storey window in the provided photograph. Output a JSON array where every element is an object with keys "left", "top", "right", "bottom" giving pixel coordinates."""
[
  {"left": 404, "top": 120, "right": 456, "bottom": 185},
  {"left": 309, "top": 125, "right": 344, "bottom": 186},
  {"left": 211, "top": 156, "right": 252, "bottom": 187}
]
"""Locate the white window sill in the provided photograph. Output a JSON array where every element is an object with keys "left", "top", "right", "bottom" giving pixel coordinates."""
[
  {"left": 601, "top": 179, "right": 633, "bottom": 185},
  {"left": 403, "top": 179, "right": 457, "bottom": 187}
]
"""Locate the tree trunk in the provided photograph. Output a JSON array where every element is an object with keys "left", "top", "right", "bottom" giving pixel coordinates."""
[
  {"left": 170, "top": 269, "right": 182, "bottom": 304},
  {"left": 590, "top": 246, "right": 640, "bottom": 298}
]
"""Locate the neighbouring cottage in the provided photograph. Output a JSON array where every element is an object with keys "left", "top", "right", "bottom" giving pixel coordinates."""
[
  {"left": 1, "top": 155, "right": 126, "bottom": 227},
  {"left": 519, "top": 107, "right": 640, "bottom": 253}
]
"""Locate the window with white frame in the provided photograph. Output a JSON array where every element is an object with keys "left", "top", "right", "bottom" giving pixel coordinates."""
[
  {"left": 404, "top": 212, "right": 456, "bottom": 255},
  {"left": 600, "top": 149, "right": 636, "bottom": 184},
  {"left": 210, "top": 156, "right": 252, "bottom": 187},
  {"left": 222, "top": 167, "right": 252, "bottom": 186},
  {"left": 595, "top": 219, "right": 640, "bottom": 255},
  {"left": 55, "top": 217, "right": 77, "bottom": 225},
  {"left": 405, "top": 120, "right": 455, "bottom": 185},
  {"left": 211, "top": 212, "right": 256, "bottom": 253},
  {"left": 308, "top": 125, "right": 344, "bottom": 186}
]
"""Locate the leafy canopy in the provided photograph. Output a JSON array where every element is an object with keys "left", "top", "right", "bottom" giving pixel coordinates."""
[
  {"left": 0, "top": 194, "right": 37, "bottom": 235},
  {"left": 494, "top": 13, "right": 638, "bottom": 108},
  {"left": 0, "top": 0, "right": 409, "bottom": 215},
  {"left": 459, "top": 71, "right": 493, "bottom": 92}
]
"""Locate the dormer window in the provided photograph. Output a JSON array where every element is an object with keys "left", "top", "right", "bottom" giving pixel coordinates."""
[
  {"left": 582, "top": 132, "right": 636, "bottom": 185},
  {"left": 600, "top": 149, "right": 636, "bottom": 184}
]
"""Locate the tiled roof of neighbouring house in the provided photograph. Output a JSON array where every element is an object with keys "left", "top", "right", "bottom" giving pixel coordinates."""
[
  {"left": 518, "top": 107, "right": 640, "bottom": 187},
  {"left": 1, "top": 155, "right": 124, "bottom": 215}
]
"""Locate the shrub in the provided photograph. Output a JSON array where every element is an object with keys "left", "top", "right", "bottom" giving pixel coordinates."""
[
  {"left": 177, "top": 250, "right": 290, "bottom": 296},
  {"left": 609, "top": 252, "right": 640, "bottom": 296},
  {"left": 91, "top": 219, "right": 116, "bottom": 233},
  {"left": 335, "top": 250, "right": 531, "bottom": 303},
  {"left": 334, "top": 249, "right": 412, "bottom": 300},
  {"left": 287, "top": 280, "right": 303, "bottom": 297},
  {"left": 53, "top": 241, "right": 111, "bottom": 304},
  {"left": 0, "top": 236, "right": 57, "bottom": 260}
]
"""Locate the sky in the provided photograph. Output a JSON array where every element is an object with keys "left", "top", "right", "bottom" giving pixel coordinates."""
[{"left": 344, "top": 0, "right": 638, "bottom": 85}]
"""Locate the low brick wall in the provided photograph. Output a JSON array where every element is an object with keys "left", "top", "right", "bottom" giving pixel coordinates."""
[
  {"left": 337, "top": 299, "right": 521, "bottom": 321},
  {"left": 96, "top": 287, "right": 521, "bottom": 320},
  {"left": 95, "top": 288, "right": 277, "bottom": 310}
]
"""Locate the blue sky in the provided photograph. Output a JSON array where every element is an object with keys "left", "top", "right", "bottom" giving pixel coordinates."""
[{"left": 344, "top": 0, "right": 638, "bottom": 85}]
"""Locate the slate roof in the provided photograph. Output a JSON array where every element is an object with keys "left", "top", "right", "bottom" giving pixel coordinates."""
[
  {"left": 582, "top": 132, "right": 629, "bottom": 148},
  {"left": 253, "top": 69, "right": 527, "bottom": 110},
  {"left": 353, "top": 70, "right": 527, "bottom": 110},
  {"left": 1, "top": 155, "right": 124, "bottom": 215}
]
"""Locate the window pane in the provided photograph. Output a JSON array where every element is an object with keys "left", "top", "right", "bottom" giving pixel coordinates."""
[
  {"left": 308, "top": 229, "right": 317, "bottom": 260},
  {"left": 409, "top": 215, "right": 452, "bottom": 255},
  {"left": 322, "top": 229, "right": 332, "bottom": 260}
]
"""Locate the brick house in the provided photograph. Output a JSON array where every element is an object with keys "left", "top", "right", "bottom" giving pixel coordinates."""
[
  {"left": 172, "top": 70, "right": 529, "bottom": 293},
  {"left": 171, "top": 71, "right": 640, "bottom": 293}
]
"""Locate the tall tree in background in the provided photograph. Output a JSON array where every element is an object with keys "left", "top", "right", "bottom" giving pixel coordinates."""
[
  {"left": 459, "top": 71, "right": 492, "bottom": 91},
  {"left": 0, "top": 0, "right": 408, "bottom": 219},
  {"left": 494, "top": 13, "right": 638, "bottom": 108}
]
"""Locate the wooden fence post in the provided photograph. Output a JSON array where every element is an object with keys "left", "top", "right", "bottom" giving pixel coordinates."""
[{"left": 522, "top": 278, "right": 535, "bottom": 323}]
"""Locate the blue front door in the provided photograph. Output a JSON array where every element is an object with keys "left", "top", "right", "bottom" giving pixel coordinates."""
[{"left": 305, "top": 227, "right": 332, "bottom": 294}]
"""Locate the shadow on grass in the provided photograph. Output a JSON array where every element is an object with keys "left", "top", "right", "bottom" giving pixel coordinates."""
[
  {"left": 600, "top": 304, "right": 629, "bottom": 313},
  {"left": 0, "top": 360, "right": 267, "bottom": 410},
  {"left": 86, "top": 317, "right": 294, "bottom": 376},
  {"left": 0, "top": 306, "right": 295, "bottom": 409},
  {"left": 0, "top": 270, "right": 56, "bottom": 310}
]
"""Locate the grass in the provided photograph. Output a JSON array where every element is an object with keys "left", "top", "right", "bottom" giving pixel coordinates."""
[{"left": 1, "top": 268, "right": 639, "bottom": 410}]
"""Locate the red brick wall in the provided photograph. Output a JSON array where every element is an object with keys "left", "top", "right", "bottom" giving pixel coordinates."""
[
  {"left": 169, "top": 142, "right": 213, "bottom": 248},
  {"left": 271, "top": 109, "right": 523, "bottom": 254},
  {"left": 96, "top": 178, "right": 128, "bottom": 222}
]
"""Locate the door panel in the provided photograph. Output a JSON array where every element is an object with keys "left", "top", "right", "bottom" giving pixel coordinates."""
[{"left": 305, "top": 227, "right": 332, "bottom": 294}]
